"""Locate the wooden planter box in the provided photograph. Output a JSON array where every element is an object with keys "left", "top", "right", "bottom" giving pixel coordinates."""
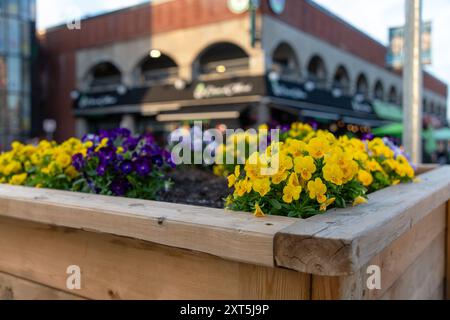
[{"left": 0, "top": 166, "right": 449, "bottom": 300}]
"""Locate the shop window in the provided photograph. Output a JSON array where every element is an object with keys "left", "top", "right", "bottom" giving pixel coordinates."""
[
  {"left": 196, "top": 42, "right": 249, "bottom": 77},
  {"left": 332, "top": 66, "right": 350, "bottom": 95},
  {"left": 355, "top": 73, "right": 369, "bottom": 99},
  {"left": 272, "top": 42, "right": 300, "bottom": 81},
  {"left": 87, "top": 62, "right": 122, "bottom": 91},
  {"left": 388, "top": 86, "right": 398, "bottom": 104},
  {"left": 307, "top": 55, "right": 327, "bottom": 88},
  {"left": 136, "top": 52, "right": 178, "bottom": 86},
  {"left": 374, "top": 81, "right": 384, "bottom": 100}
]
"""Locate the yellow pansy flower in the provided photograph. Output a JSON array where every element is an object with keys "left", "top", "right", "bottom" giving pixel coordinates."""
[
  {"left": 307, "top": 178, "right": 327, "bottom": 204},
  {"left": 294, "top": 156, "right": 316, "bottom": 181},
  {"left": 234, "top": 178, "right": 252, "bottom": 197},
  {"left": 3, "top": 161, "right": 22, "bottom": 176},
  {"left": 227, "top": 165, "right": 241, "bottom": 188},
  {"left": 9, "top": 173, "right": 27, "bottom": 186},
  {"left": 358, "top": 170, "right": 373, "bottom": 187},
  {"left": 283, "top": 173, "right": 302, "bottom": 204},
  {"left": 320, "top": 198, "right": 336, "bottom": 212},
  {"left": 254, "top": 203, "right": 266, "bottom": 218},
  {"left": 95, "top": 138, "right": 109, "bottom": 152},
  {"left": 55, "top": 153, "right": 72, "bottom": 169},
  {"left": 353, "top": 196, "right": 368, "bottom": 206},
  {"left": 253, "top": 178, "right": 271, "bottom": 197},
  {"left": 271, "top": 170, "right": 289, "bottom": 185},
  {"left": 323, "top": 163, "right": 344, "bottom": 186},
  {"left": 307, "top": 137, "right": 331, "bottom": 159}
]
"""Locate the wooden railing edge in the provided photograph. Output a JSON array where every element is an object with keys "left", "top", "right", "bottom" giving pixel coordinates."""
[{"left": 274, "top": 166, "right": 450, "bottom": 276}]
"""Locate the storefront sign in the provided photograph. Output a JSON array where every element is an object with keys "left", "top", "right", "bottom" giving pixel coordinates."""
[
  {"left": 78, "top": 94, "right": 118, "bottom": 109},
  {"left": 193, "top": 82, "right": 254, "bottom": 100},
  {"left": 74, "top": 76, "right": 264, "bottom": 111},
  {"left": 269, "top": 80, "right": 308, "bottom": 100},
  {"left": 351, "top": 100, "right": 373, "bottom": 113}
]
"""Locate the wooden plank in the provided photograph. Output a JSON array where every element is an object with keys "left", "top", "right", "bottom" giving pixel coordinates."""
[
  {"left": 380, "top": 232, "right": 446, "bottom": 300},
  {"left": 311, "top": 270, "right": 366, "bottom": 300},
  {"left": 0, "top": 272, "right": 83, "bottom": 300},
  {"left": 311, "top": 204, "right": 446, "bottom": 300},
  {"left": 275, "top": 166, "right": 450, "bottom": 276},
  {"left": 428, "top": 283, "right": 444, "bottom": 300},
  {"left": 0, "top": 185, "right": 296, "bottom": 268},
  {"left": 0, "top": 216, "right": 310, "bottom": 300}
]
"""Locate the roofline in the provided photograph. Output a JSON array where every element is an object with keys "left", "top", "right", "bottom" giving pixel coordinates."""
[
  {"left": 307, "top": 0, "right": 447, "bottom": 91},
  {"left": 38, "top": 0, "right": 447, "bottom": 93},
  {"left": 307, "top": 0, "right": 387, "bottom": 50}
]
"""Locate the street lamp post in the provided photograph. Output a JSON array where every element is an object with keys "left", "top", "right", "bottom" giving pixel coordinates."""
[{"left": 403, "top": 0, "right": 423, "bottom": 164}]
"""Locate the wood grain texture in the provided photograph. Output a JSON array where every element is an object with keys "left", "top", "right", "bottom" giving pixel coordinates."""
[
  {"left": 311, "top": 205, "right": 446, "bottom": 300},
  {"left": 0, "top": 185, "right": 296, "bottom": 268},
  {"left": 0, "top": 216, "right": 310, "bottom": 300},
  {"left": 428, "top": 283, "right": 444, "bottom": 301},
  {"left": 380, "top": 232, "right": 446, "bottom": 300},
  {"left": 275, "top": 166, "right": 450, "bottom": 276},
  {"left": 0, "top": 272, "right": 83, "bottom": 300}
]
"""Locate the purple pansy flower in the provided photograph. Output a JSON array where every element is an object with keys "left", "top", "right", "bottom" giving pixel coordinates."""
[
  {"left": 134, "top": 157, "right": 152, "bottom": 176},
  {"left": 72, "top": 153, "right": 85, "bottom": 171},
  {"left": 96, "top": 162, "right": 107, "bottom": 176},
  {"left": 110, "top": 179, "right": 131, "bottom": 197},
  {"left": 120, "top": 160, "right": 134, "bottom": 175},
  {"left": 123, "top": 136, "right": 139, "bottom": 151},
  {"left": 98, "top": 147, "right": 116, "bottom": 164}
]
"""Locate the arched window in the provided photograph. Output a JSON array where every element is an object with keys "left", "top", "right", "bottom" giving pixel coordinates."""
[
  {"left": 196, "top": 42, "right": 249, "bottom": 77},
  {"left": 86, "top": 62, "right": 122, "bottom": 90},
  {"left": 355, "top": 73, "right": 369, "bottom": 99},
  {"left": 135, "top": 52, "right": 178, "bottom": 86},
  {"left": 332, "top": 66, "right": 350, "bottom": 94},
  {"left": 307, "top": 55, "right": 327, "bottom": 88},
  {"left": 272, "top": 42, "right": 300, "bottom": 81},
  {"left": 388, "top": 86, "right": 398, "bottom": 104},
  {"left": 374, "top": 80, "right": 384, "bottom": 100}
]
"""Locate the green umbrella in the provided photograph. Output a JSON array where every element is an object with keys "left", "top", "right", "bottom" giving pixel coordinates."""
[
  {"left": 372, "top": 123, "right": 404, "bottom": 137},
  {"left": 433, "top": 127, "right": 450, "bottom": 141}
]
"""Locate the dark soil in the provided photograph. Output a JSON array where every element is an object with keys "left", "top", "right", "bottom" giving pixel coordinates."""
[{"left": 159, "top": 167, "right": 230, "bottom": 209}]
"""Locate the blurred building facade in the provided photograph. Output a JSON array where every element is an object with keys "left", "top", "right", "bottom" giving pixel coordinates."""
[
  {"left": 0, "top": 0, "right": 36, "bottom": 148},
  {"left": 38, "top": 0, "right": 448, "bottom": 141}
]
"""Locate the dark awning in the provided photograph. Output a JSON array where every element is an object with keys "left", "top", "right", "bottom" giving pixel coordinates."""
[
  {"left": 73, "top": 76, "right": 266, "bottom": 115},
  {"left": 265, "top": 78, "right": 385, "bottom": 126}
]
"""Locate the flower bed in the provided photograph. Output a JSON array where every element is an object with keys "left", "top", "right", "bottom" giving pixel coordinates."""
[{"left": 0, "top": 124, "right": 416, "bottom": 219}]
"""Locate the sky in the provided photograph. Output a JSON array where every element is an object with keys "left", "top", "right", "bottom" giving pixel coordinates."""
[{"left": 37, "top": 0, "right": 450, "bottom": 120}]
